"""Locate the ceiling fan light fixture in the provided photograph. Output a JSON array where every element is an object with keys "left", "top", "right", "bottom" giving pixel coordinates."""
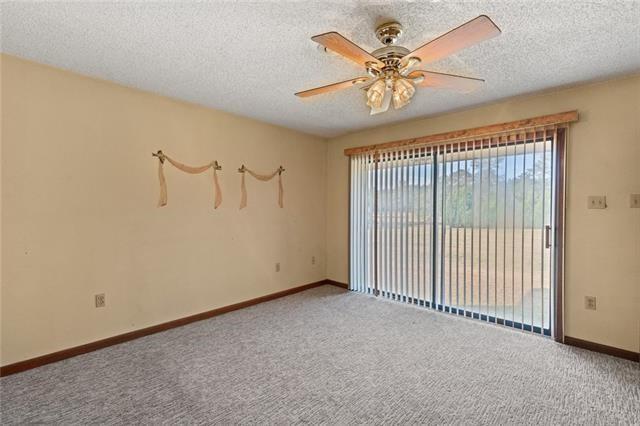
[
  {"left": 365, "top": 61, "right": 381, "bottom": 78},
  {"left": 400, "top": 56, "right": 421, "bottom": 75},
  {"left": 370, "top": 87, "right": 392, "bottom": 115},
  {"left": 366, "top": 79, "right": 386, "bottom": 109},
  {"left": 392, "top": 78, "right": 415, "bottom": 109}
]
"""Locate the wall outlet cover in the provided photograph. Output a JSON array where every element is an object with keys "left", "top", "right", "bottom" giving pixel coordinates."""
[
  {"left": 95, "top": 293, "right": 106, "bottom": 308},
  {"left": 585, "top": 296, "right": 597, "bottom": 310},
  {"left": 587, "top": 196, "right": 606, "bottom": 209}
]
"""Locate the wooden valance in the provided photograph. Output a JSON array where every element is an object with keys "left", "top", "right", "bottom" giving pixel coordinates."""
[{"left": 343, "top": 110, "right": 578, "bottom": 156}]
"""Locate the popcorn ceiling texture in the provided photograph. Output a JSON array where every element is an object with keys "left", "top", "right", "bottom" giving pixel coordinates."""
[{"left": 1, "top": 1, "right": 639, "bottom": 137}]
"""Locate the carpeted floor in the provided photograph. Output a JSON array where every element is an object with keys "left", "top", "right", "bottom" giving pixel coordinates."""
[{"left": 1, "top": 285, "right": 638, "bottom": 425}]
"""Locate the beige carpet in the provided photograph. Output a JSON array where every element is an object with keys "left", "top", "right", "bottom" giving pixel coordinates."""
[{"left": 1, "top": 285, "right": 638, "bottom": 424}]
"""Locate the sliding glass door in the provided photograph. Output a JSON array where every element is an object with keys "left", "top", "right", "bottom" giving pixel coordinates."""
[{"left": 350, "top": 128, "right": 565, "bottom": 337}]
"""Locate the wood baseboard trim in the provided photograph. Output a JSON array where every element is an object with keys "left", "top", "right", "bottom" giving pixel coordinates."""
[
  {"left": 0, "top": 280, "right": 332, "bottom": 377},
  {"left": 325, "top": 279, "right": 348, "bottom": 289},
  {"left": 564, "top": 336, "right": 639, "bottom": 362},
  {"left": 6, "top": 282, "right": 633, "bottom": 376}
]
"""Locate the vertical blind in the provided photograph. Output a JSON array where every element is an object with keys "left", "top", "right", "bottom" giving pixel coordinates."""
[{"left": 350, "top": 126, "right": 562, "bottom": 336}]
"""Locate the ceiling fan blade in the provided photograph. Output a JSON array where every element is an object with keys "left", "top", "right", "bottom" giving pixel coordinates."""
[
  {"left": 403, "top": 15, "right": 500, "bottom": 65},
  {"left": 409, "top": 70, "right": 484, "bottom": 93},
  {"left": 311, "top": 32, "right": 384, "bottom": 68},
  {"left": 295, "top": 77, "right": 370, "bottom": 98}
]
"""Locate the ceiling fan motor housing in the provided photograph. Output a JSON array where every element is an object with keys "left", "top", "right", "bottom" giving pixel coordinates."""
[
  {"left": 372, "top": 45, "right": 410, "bottom": 69},
  {"left": 372, "top": 22, "right": 410, "bottom": 70},
  {"left": 375, "top": 22, "right": 403, "bottom": 45}
]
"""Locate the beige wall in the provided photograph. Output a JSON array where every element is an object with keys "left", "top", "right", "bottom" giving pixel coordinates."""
[
  {"left": 2, "top": 53, "right": 638, "bottom": 365},
  {"left": 1, "top": 55, "right": 327, "bottom": 366},
  {"left": 326, "top": 75, "right": 640, "bottom": 353}
]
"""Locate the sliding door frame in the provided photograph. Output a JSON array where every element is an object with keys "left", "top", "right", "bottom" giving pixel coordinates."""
[
  {"left": 347, "top": 122, "right": 569, "bottom": 341},
  {"left": 554, "top": 128, "right": 566, "bottom": 342}
]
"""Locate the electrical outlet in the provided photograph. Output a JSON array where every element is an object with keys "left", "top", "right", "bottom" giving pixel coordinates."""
[
  {"left": 95, "top": 293, "right": 106, "bottom": 308},
  {"left": 585, "top": 296, "right": 596, "bottom": 310},
  {"left": 630, "top": 194, "right": 640, "bottom": 208},
  {"left": 311, "top": 256, "right": 316, "bottom": 265},
  {"left": 275, "top": 262, "right": 280, "bottom": 272},
  {"left": 587, "top": 196, "right": 606, "bottom": 209}
]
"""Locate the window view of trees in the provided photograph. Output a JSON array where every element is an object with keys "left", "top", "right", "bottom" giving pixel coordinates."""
[
  {"left": 377, "top": 142, "right": 553, "bottom": 229},
  {"left": 368, "top": 140, "right": 554, "bottom": 332}
]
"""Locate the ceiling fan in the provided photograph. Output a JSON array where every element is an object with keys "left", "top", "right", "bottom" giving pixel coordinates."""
[{"left": 295, "top": 15, "right": 501, "bottom": 115}]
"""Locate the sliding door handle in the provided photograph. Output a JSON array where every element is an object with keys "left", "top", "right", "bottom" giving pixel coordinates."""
[{"left": 545, "top": 225, "right": 552, "bottom": 249}]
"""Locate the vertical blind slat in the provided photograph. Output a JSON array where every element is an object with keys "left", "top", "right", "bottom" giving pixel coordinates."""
[
  {"left": 349, "top": 157, "right": 358, "bottom": 290},
  {"left": 530, "top": 134, "right": 536, "bottom": 333},
  {"left": 409, "top": 148, "right": 415, "bottom": 302},
  {"left": 470, "top": 144, "right": 476, "bottom": 316},
  {"left": 511, "top": 138, "right": 517, "bottom": 326},
  {"left": 480, "top": 139, "right": 485, "bottom": 320},
  {"left": 384, "top": 152, "right": 389, "bottom": 298},
  {"left": 455, "top": 141, "right": 461, "bottom": 311},
  {"left": 448, "top": 145, "right": 453, "bottom": 311},
  {"left": 400, "top": 149, "right": 405, "bottom": 301},
  {"left": 502, "top": 135, "right": 508, "bottom": 324},
  {"left": 463, "top": 141, "right": 469, "bottom": 315},
  {"left": 520, "top": 136, "right": 527, "bottom": 329},
  {"left": 493, "top": 139, "right": 500, "bottom": 323},
  {"left": 418, "top": 147, "right": 423, "bottom": 304},
  {"left": 356, "top": 153, "right": 361, "bottom": 293},
  {"left": 358, "top": 153, "right": 362, "bottom": 293},
  {"left": 360, "top": 153, "right": 365, "bottom": 293},
  {"left": 485, "top": 138, "right": 491, "bottom": 322},
  {"left": 351, "top": 154, "right": 356, "bottom": 291},
  {"left": 355, "top": 153, "right": 360, "bottom": 293},
  {"left": 368, "top": 152, "right": 372, "bottom": 294},
  {"left": 395, "top": 151, "right": 399, "bottom": 299},
  {"left": 540, "top": 129, "right": 547, "bottom": 334},
  {"left": 439, "top": 145, "right": 446, "bottom": 310}
]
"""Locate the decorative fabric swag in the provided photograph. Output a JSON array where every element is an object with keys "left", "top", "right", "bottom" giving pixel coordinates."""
[
  {"left": 238, "top": 165, "right": 285, "bottom": 209},
  {"left": 153, "top": 150, "right": 222, "bottom": 209}
]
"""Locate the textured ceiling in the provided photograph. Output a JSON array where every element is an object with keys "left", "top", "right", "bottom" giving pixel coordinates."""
[{"left": 2, "top": 1, "right": 639, "bottom": 137}]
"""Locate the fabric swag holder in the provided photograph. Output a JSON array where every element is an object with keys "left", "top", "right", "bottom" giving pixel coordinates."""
[
  {"left": 153, "top": 150, "right": 222, "bottom": 209},
  {"left": 238, "top": 165, "right": 285, "bottom": 209}
]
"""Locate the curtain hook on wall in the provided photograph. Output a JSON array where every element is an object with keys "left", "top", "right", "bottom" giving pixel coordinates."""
[
  {"left": 152, "top": 150, "right": 165, "bottom": 164},
  {"left": 238, "top": 164, "right": 246, "bottom": 173},
  {"left": 278, "top": 166, "right": 285, "bottom": 175},
  {"left": 214, "top": 160, "right": 222, "bottom": 170}
]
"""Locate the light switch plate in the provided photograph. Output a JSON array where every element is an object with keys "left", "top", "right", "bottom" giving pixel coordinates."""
[
  {"left": 630, "top": 194, "right": 640, "bottom": 208},
  {"left": 587, "top": 196, "right": 606, "bottom": 209}
]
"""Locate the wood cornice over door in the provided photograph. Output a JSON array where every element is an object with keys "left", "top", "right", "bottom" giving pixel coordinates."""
[{"left": 343, "top": 110, "right": 579, "bottom": 156}]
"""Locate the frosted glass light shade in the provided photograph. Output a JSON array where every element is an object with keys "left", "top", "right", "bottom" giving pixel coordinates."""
[
  {"left": 392, "top": 78, "right": 415, "bottom": 109},
  {"left": 366, "top": 79, "right": 386, "bottom": 109}
]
